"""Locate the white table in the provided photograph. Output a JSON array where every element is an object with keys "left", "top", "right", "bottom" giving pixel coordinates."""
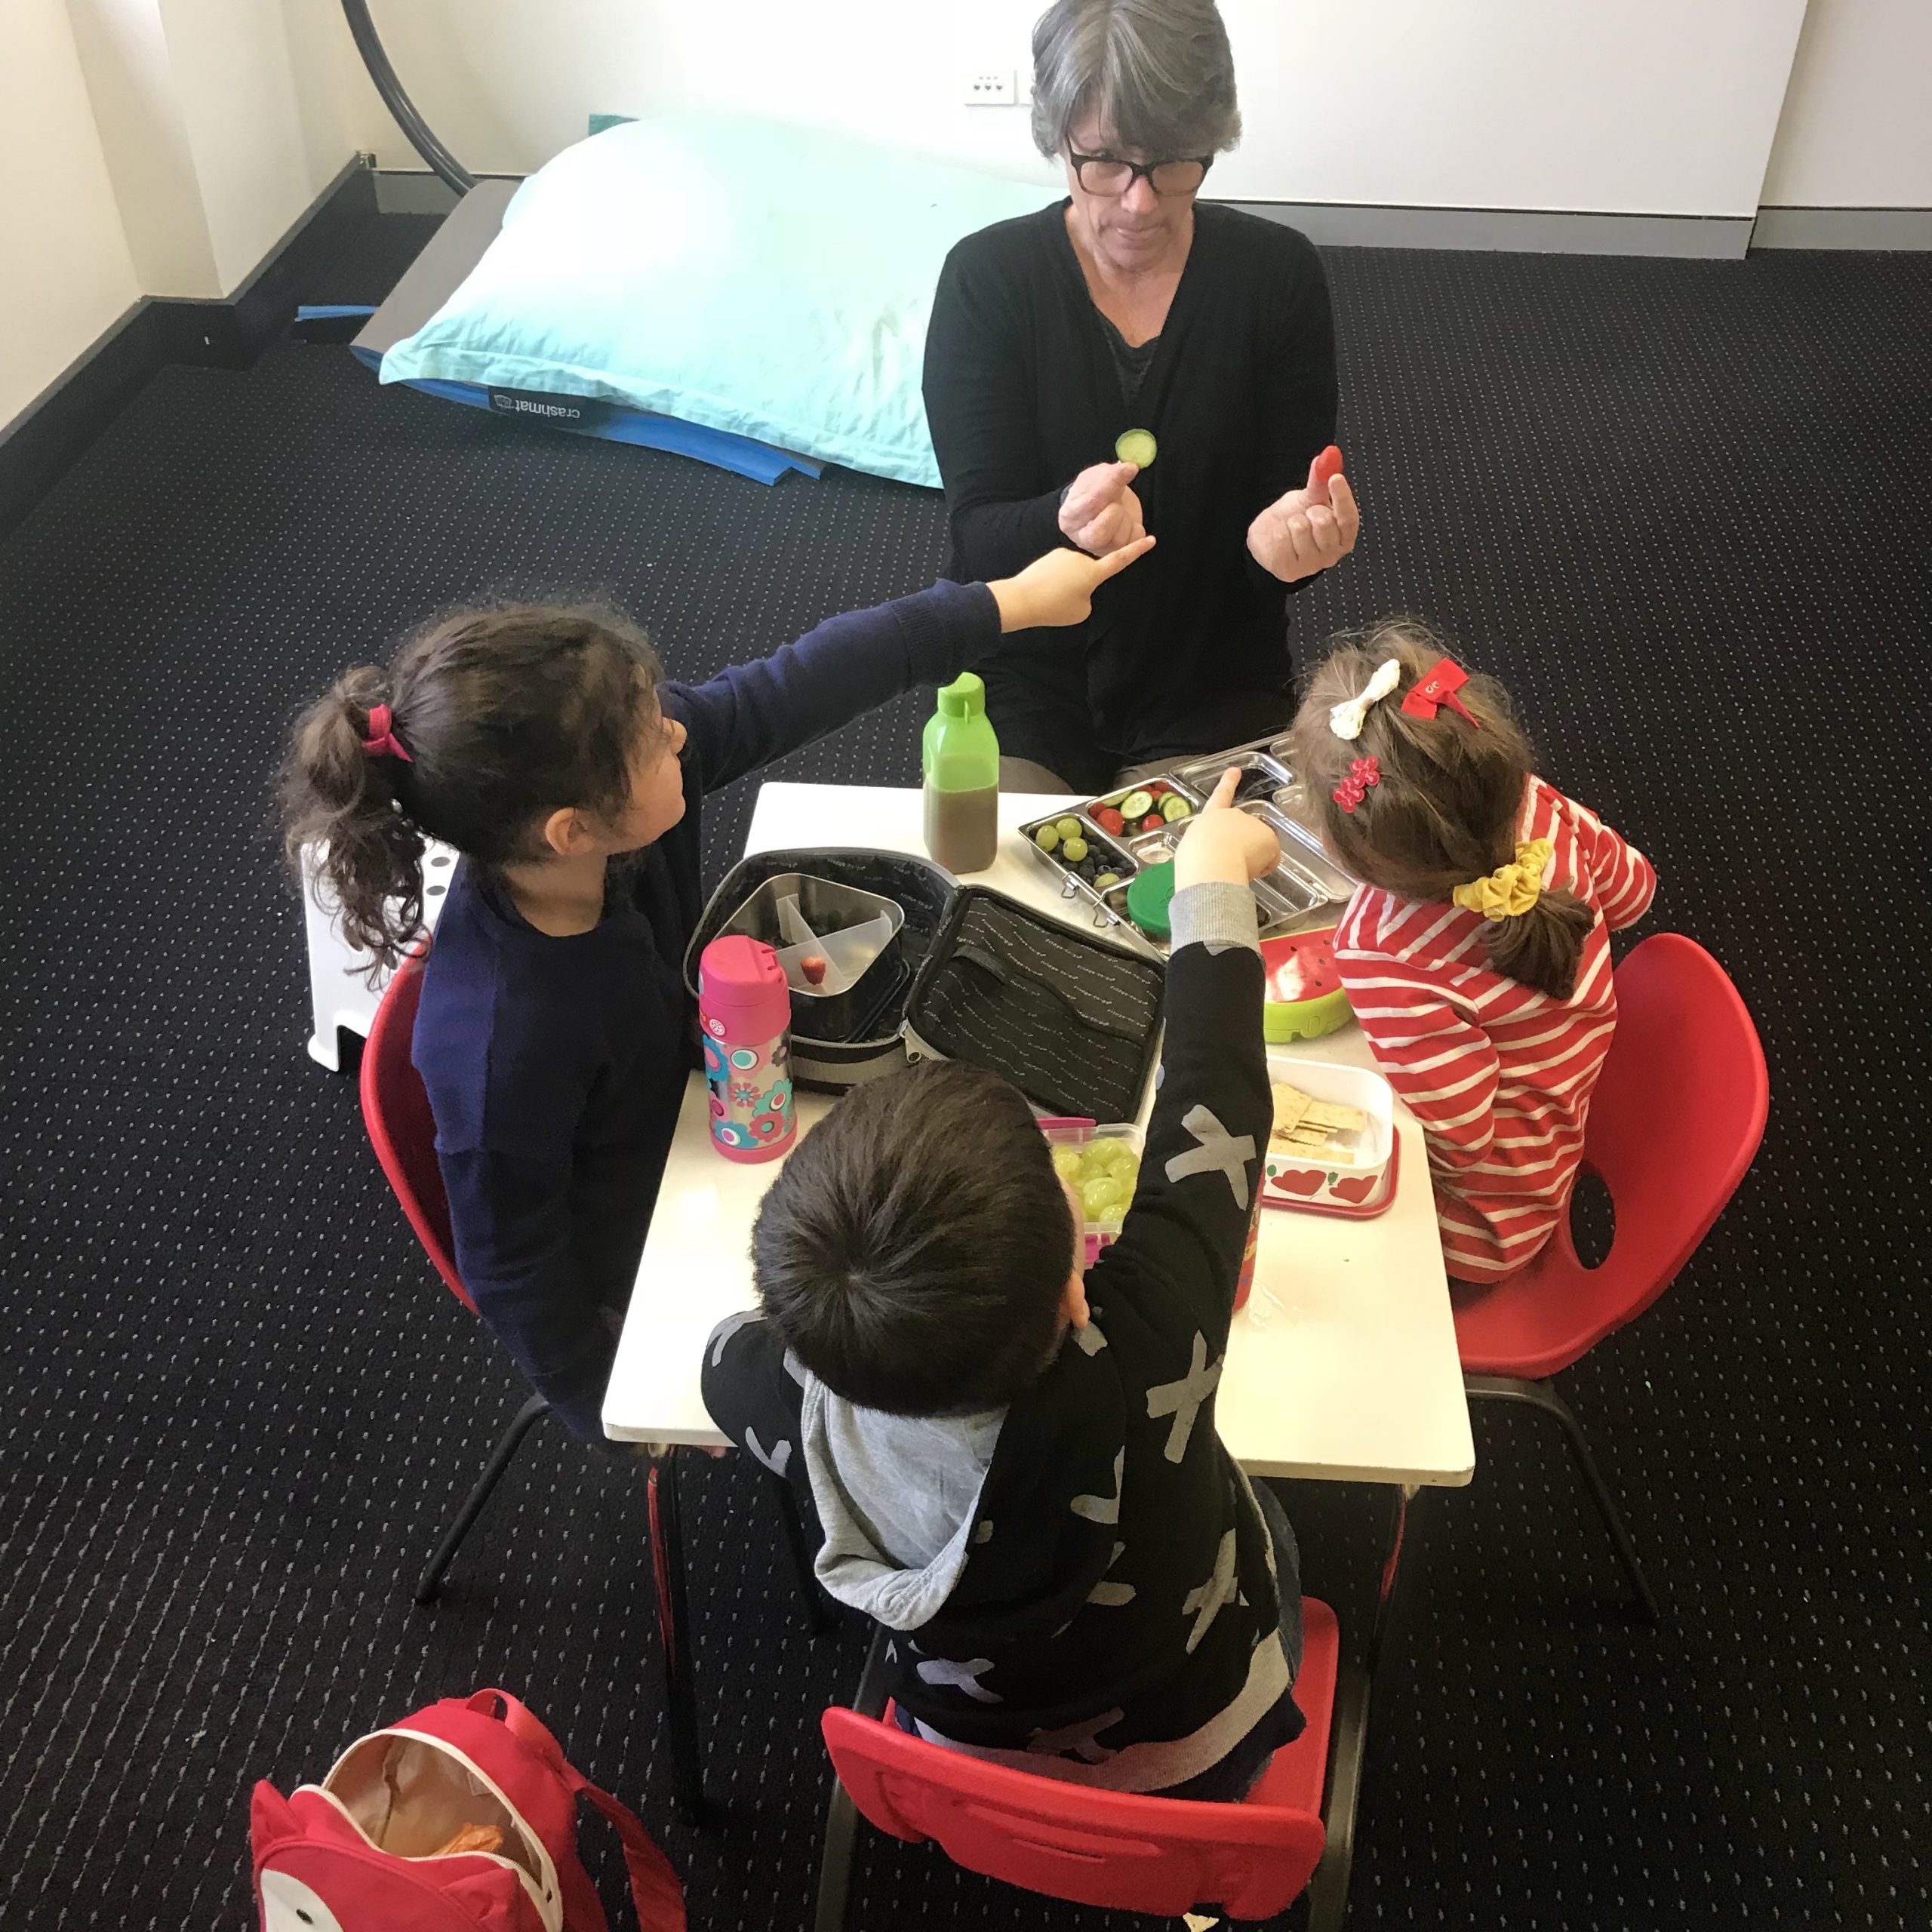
[
  {"left": 605, "top": 782, "right": 1474, "bottom": 1491},
  {"left": 607, "top": 782, "right": 1475, "bottom": 1895}
]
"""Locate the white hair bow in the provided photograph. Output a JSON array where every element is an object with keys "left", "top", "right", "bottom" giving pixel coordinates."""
[{"left": 1328, "top": 659, "right": 1402, "bottom": 741}]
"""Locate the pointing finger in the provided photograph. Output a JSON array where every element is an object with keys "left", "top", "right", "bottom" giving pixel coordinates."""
[
  {"left": 1209, "top": 767, "right": 1241, "bottom": 809},
  {"left": 1093, "top": 533, "right": 1156, "bottom": 580}
]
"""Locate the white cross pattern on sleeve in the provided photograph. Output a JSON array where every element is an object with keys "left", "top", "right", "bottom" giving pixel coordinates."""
[
  {"left": 708, "top": 1308, "right": 763, "bottom": 1367},
  {"left": 1087, "top": 1540, "right": 1135, "bottom": 1607},
  {"left": 745, "top": 1426, "right": 791, "bottom": 1478},
  {"left": 1183, "top": 1527, "right": 1240, "bottom": 1653},
  {"left": 1028, "top": 1708, "right": 1126, "bottom": 1763},
  {"left": 1146, "top": 1332, "right": 1223, "bottom": 1463},
  {"left": 1164, "top": 1104, "right": 1256, "bottom": 1211},
  {"left": 1071, "top": 1447, "right": 1124, "bottom": 1524},
  {"left": 916, "top": 1657, "right": 1001, "bottom": 1703}
]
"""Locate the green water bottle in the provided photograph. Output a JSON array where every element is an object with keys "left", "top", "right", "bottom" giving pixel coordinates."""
[{"left": 922, "top": 673, "right": 1000, "bottom": 874}]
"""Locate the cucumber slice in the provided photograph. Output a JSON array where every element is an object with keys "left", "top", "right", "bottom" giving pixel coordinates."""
[
  {"left": 1118, "top": 789, "right": 1155, "bottom": 820},
  {"left": 1161, "top": 794, "right": 1192, "bottom": 822},
  {"left": 1115, "top": 429, "right": 1157, "bottom": 469}
]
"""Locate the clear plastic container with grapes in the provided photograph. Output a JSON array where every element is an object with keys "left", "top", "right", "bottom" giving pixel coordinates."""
[{"left": 1040, "top": 1120, "right": 1146, "bottom": 1266}]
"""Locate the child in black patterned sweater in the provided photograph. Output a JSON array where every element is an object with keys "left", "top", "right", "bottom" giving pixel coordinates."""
[{"left": 703, "top": 771, "right": 1306, "bottom": 1798}]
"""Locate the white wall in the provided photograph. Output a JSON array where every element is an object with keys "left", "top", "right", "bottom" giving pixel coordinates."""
[
  {"left": 321, "top": 0, "right": 1807, "bottom": 218},
  {"left": 1761, "top": 0, "right": 1932, "bottom": 208},
  {"left": 67, "top": 0, "right": 357, "bottom": 298},
  {"left": 0, "top": 0, "right": 140, "bottom": 427},
  {"left": 162, "top": 0, "right": 348, "bottom": 290}
]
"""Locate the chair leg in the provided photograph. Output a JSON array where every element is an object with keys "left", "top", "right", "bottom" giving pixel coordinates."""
[
  {"left": 1465, "top": 1374, "right": 1660, "bottom": 1623},
  {"left": 415, "top": 1393, "right": 552, "bottom": 1605},
  {"left": 814, "top": 1625, "right": 894, "bottom": 1932},
  {"left": 768, "top": 1471, "right": 835, "bottom": 1634}
]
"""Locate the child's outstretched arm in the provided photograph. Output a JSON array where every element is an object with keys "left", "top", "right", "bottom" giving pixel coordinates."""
[
  {"left": 1095, "top": 771, "right": 1278, "bottom": 1340},
  {"left": 1571, "top": 797, "right": 1657, "bottom": 931},
  {"left": 670, "top": 537, "right": 1153, "bottom": 795}
]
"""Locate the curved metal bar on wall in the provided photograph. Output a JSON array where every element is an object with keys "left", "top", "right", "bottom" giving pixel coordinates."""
[{"left": 340, "top": 0, "right": 475, "bottom": 195}]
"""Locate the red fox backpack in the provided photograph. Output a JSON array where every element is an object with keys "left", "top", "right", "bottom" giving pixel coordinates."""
[{"left": 251, "top": 1688, "right": 685, "bottom": 1932}]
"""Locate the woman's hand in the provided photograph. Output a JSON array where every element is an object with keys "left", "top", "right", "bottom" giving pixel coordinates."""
[
  {"left": 991, "top": 534, "right": 1156, "bottom": 632},
  {"left": 1058, "top": 460, "right": 1146, "bottom": 555},
  {"left": 1174, "top": 768, "right": 1281, "bottom": 890},
  {"left": 1247, "top": 453, "right": 1361, "bottom": 584}
]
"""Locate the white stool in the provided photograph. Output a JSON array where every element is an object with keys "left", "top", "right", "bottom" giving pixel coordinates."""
[{"left": 302, "top": 840, "right": 460, "bottom": 1069}]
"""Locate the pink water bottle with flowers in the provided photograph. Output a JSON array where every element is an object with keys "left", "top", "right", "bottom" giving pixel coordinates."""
[{"left": 698, "top": 934, "right": 796, "bottom": 1163}]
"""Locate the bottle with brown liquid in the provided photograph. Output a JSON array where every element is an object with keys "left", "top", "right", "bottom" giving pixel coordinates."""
[{"left": 921, "top": 673, "right": 1000, "bottom": 874}]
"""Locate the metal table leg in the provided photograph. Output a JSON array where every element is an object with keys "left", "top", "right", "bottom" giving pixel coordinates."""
[
  {"left": 1306, "top": 1484, "right": 1422, "bottom": 1932},
  {"left": 647, "top": 1447, "right": 713, "bottom": 1827},
  {"left": 814, "top": 1626, "right": 894, "bottom": 1932}
]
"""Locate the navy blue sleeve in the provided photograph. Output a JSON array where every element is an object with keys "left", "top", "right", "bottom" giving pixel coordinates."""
[
  {"left": 439, "top": 1146, "right": 619, "bottom": 1443},
  {"left": 665, "top": 579, "right": 1000, "bottom": 797}
]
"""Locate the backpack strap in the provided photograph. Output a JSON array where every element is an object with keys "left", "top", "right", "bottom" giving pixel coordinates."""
[
  {"left": 570, "top": 1777, "right": 687, "bottom": 1932},
  {"left": 466, "top": 1688, "right": 569, "bottom": 1765},
  {"left": 466, "top": 1690, "right": 686, "bottom": 1932}
]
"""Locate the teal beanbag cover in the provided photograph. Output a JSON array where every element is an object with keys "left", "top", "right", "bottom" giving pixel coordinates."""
[{"left": 380, "top": 113, "right": 1057, "bottom": 487}]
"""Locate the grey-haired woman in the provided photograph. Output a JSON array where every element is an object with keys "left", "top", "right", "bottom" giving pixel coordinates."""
[{"left": 924, "top": 0, "right": 1357, "bottom": 795}]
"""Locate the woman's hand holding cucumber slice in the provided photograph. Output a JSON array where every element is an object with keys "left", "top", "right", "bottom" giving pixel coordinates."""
[{"left": 1058, "top": 458, "right": 1146, "bottom": 557}]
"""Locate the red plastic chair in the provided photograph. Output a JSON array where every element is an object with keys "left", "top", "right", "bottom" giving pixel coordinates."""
[
  {"left": 1453, "top": 934, "right": 1769, "bottom": 1619},
  {"left": 358, "top": 948, "right": 827, "bottom": 1826},
  {"left": 817, "top": 1600, "right": 1344, "bottom": 1930}
]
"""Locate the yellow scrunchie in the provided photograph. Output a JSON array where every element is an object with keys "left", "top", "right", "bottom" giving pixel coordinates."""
[{"left": 1453, "top": 838, "right": 1553, "bottom": 921}]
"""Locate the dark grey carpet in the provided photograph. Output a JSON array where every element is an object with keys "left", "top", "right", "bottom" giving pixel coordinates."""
[{"left": 0, "top": 219, "right": 1925, "bottom": 1930}]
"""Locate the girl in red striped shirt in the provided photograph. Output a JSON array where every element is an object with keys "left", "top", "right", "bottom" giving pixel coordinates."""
[{"left": 1287, "top": 625, "right": 1656, "bottom": 1284}]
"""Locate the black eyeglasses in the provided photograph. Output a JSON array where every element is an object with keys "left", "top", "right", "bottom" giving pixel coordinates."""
[{"left": 1068, "top": 149, "right": 1213, "bottom": 198}]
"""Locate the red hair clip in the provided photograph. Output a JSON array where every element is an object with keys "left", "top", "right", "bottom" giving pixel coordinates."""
[
  {"left": 360, "top": 702, "right": 413, "bottom": 764},
  {"left": 1332, "top": 755, "right": 1380, "bottom": 813},
  {"left": 1401, "top": 657, "right": 1479, "bottom": 726}
]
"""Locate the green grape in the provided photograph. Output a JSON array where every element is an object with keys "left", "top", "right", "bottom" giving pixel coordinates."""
[
  {"left": 1055, "top": 816, "right": 1082, "bottom": 840},
  {"left": 1049, "top": 1144, "right": 1084, "bottom": 1183},
  {"left": 1062, "top": 835, "right": 1088, "bottom": 863},
  {"left": 1080, "top": 1177, "right": 1118, "bottom": 1220},
  {"left": 1034, "top": 823, "right": 1060, "bottom": 852}
]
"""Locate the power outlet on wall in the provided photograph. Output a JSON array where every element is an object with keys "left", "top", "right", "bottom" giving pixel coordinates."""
[{"left": 962, "top": 69, "right": 1018, "bottom": 106}]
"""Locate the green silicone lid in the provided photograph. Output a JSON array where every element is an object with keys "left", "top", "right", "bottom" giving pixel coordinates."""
[
  {"left": 937, "top": 672, "right": 986, "bottom": 718},
  {"left": 1126, "top": 859, "right": 1177, "bottom": 938}
]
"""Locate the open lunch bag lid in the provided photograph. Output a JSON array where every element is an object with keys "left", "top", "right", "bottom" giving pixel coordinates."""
[{"left": 685, "top": 847, "right": 1165, "bottom": 1123}]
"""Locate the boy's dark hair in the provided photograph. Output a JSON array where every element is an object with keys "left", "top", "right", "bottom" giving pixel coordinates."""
[
  {"left": 1290, "top": 620, "right": 1595, "bottom": 1000},
  {"left": 752, "top": 1060, "right": 1077, "bottom": 1415},
  {"left": 281, "top": 603, "right": 666, "bottom": 978}
]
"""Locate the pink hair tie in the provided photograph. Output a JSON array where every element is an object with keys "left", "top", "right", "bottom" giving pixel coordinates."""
[{"left": 361, "top": 702, "right": 413, "bottom": 764}]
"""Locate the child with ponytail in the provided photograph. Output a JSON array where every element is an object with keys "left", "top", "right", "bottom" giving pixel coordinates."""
[
  {"left": 1287, "top": 623, "right": 1656, "bottom": 1284},
  {"left": 283, "top": 539, "right": 1152, "bottom": 1439}
]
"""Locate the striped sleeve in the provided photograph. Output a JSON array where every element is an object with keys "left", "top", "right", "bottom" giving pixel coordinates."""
[
  {"left": 1569, "top": 796, "right": 1657, "bottom": 931},
  {"left": 1336, "top": 946, "right": 1502, "bottom": 1175}
]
